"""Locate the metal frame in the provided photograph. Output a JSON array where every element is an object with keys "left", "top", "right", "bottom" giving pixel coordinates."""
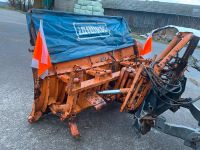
[{"left": 28, "top": 32, "right": 200, "bottom": 149}]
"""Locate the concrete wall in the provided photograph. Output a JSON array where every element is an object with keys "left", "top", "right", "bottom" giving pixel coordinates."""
[{"left": 54, "top": 0, "right": 76, "bottom": 12}]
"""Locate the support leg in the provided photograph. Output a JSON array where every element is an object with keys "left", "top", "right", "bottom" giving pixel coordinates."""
[
  {"left": 28, "top": 103, "right": 43, "bottom": 123},
  {"left": 181, "top": 98, "right": 200, "bottom": 126},
  {"left": 155, "top": 117, "right": 200, "bottom": 150},
  {"left": 68, "top": 117, "right": 80, "bottom": 138}
]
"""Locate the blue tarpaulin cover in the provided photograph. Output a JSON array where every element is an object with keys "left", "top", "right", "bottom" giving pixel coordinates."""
[{"left": 26, "top": 9, "right": 134, "bottom": 63}]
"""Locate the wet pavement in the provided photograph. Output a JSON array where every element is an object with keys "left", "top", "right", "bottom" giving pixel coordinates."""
[{"left": 0, "top": 9, "right": 200, "bottom": 150}]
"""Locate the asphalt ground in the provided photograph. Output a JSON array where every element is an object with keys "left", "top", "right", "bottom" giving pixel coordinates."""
[{"left": 0, "top": 9, "right": 200, "bottom": 150}]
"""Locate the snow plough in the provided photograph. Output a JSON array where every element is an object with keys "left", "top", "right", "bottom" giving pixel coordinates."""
[{"left": 26, "top": 9, "right": 200, "bottom": 150}]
